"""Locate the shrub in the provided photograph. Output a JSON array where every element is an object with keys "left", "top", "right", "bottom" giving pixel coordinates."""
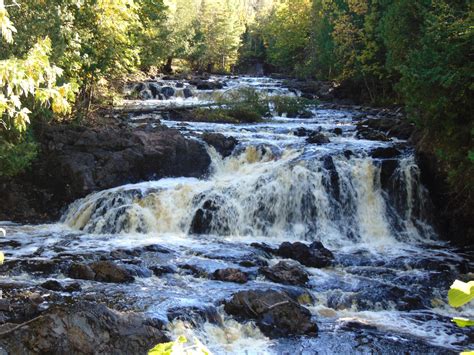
[
  {"left": 0, "top": 138, "right": 38, "bottom": 178},
  {"left": 271, "top": 96, "right": 316, "bottom": 117}
]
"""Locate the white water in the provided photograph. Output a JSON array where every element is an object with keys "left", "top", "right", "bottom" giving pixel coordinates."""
[{"left": 1, "top": 76, "right": 472, "bottom": 354}]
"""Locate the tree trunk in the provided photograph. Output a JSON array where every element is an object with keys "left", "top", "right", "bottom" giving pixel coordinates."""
[{"left": 163, "top": 57, "right": 173, "bottom": 74}]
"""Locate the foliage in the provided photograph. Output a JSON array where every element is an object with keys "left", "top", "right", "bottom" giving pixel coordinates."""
[
  {"left": 0, "top": 137, "right": 37, "bottom": 178},
  {"left": 448, "top": 280, "right": 474, "bottom": 308},
  {"left": 271, "top": 96, "right": 316, "bottom": 117},
  {"left": 260, "top": 0, "right": 312, "bottom": 76},
  {"left": 0, "top": 1, "right": 74, "bottom": 177},
  {"left": 148, "top": 335, "right": 210, "bottom": 355},
  {"left": 448, "top": 280, "right": 474, "bottom": 353},
  {"left": 256, "top": 0, "right": 473, "bottom": 211},
  {"left": 216, "top": 87, "right": 270, "bottom": 117}
]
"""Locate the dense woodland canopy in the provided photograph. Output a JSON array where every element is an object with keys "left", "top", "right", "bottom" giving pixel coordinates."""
[{"left": 0, "top": 0, "right": 472, "bottom": 205}]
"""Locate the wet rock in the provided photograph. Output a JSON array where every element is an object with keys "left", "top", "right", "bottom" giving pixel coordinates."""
[
  {"left": 64, "top": 282, "right": 82, "bottom": 293},
  {"left": 239, "top": 259, "right": 269, "bottom": 267},
  {"left": 333, "top": 127, "right": 343, "bottom": 136},
  {"left": 250, "top": 242, "right": 277, "bottom": 255},
  {"left": 370, "top": 147, "right": 401, "bottom": 159},
  {"left": 90, "top": 261, "right": 134, "bottom": 283},
  {"left": 161, "top": 86, "right": 175, "bottom": 98},
  {"left": 307, "top": 132, "right": 330, "bottom": 145},
  {"left": 139, "top": 89, "right": 153, "bottom": 100},
  {"left": 260, "top": 261, "right": 309, "bottom": 286},
  {"left": 23, "top": 260, "right": 59, "bottom": 275},
  {"left": 179, "top": 264, "right": 208, "bottom": 278},
  {"left": 194, "top": 81, "right": 223, "bottom": 90},
  {"left": 143, "top": 244, "right": 172, "bottom": 253},
  {"left": 68, "top": 262, "right": 95, "bottom": 281},
  {"left": 224, "top": 290, "right": 317, "bottom": 338},
  {"left": 150, "top": 265, "right": 175, "bottom": 277},
  {"left": 202, "top": 132, "right": 238, "bottom": 158},
  {"left": 0, "top": 302, "right": 168, "bottom": 354},
  {"left": 277, "top": 241, "right": 334, "bottom": 268},
  {"left": 183, "top": 88, "right": 193, "bottom": 98},
  {"left": 356, "top": 127, "right": 391, "bottom": 142},
  {"left": 212, "top": 268, "right": 248, "bottom": 284},
  {"left": 167, "top": 306, "right": 222, "bottom": 326},
  {"left": 294, "top": 128, "right": 312, "bottom": 137},
  {"left": 148, "top": 83, "right": 161, "bottom": 98},
  {"left": 298, "top": 111, "right": 313, "bottom": 119},
  {"left": 40, "top": 280, "right": 64, "bottom": 292},
  {"left": 322, "top": 155, "right": 340, "bottom": 200},
  {"left": 124, "top": 264, "right": 152, "bottom": 278},
  {"left": 190, "top": 198, "right": 222, "bottom": 235}
]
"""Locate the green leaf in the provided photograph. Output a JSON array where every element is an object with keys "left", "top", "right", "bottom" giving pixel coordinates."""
[
  {"left": 148, "top": 336, "right": 210, "bottom": 355},
  {"left": 452, "top": 317, "right": 474, "bottom": 328},
  {"left": 448, "top": 280, "right": 474, "bottom": 308}
]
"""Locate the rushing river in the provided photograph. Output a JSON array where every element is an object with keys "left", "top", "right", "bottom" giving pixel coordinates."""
[{"left": 1, "top": 77, "right": 473, "bottom": 354}]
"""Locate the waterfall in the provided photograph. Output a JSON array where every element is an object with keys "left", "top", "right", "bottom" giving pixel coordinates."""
[{"left": 62, "top": 144, "right": 434, "bottom": 247}]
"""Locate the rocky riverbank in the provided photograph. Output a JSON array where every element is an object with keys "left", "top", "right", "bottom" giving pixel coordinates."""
[{"left": 0, "top": 122, "right": 212, "bottom": 223}]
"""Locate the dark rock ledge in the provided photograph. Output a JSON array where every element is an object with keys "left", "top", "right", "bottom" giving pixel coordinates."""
[{"left": 0, "top": 123, "right": 211, "bottom": 223}]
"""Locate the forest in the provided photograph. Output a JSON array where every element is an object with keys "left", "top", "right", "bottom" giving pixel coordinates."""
[
  {"left": 1, "top": 0, "right": 472, "bottom": 208},
  {"left": 0, "top": 1, "right": 473, "bottom": 354}
]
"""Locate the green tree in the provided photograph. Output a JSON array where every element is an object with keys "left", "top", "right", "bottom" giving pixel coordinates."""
[{"left": 0, "top": 0, "right": 74, "bottom": 177}]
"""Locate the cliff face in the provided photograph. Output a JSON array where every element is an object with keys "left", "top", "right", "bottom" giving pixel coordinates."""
[{"left": 0, "top": 123, "right": 211, "bottom": 223}]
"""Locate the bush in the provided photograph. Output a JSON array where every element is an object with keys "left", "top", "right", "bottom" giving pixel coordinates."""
[
  {"left": 0, "top": 138, "right": 38, "bottom": 178},
  {"left": 271, "top": 96, "right": 316, "bottom": 117},
  {"left": 216, "top": 87, "right": 270, "bottom": 117}
]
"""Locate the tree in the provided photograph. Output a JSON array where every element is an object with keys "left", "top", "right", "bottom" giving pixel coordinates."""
[{"left": 0, "top": 0, "right": 74, "bottom": 177}]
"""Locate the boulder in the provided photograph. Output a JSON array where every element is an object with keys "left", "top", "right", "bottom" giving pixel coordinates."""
[
  {"left": 294, "top": 128, "right": 312, "bottom": 137},
  {"left": 212, "top": 268, "right": 248, "bottom": 284},
  {"left": 90, "top": 261, "right": 134, "bottom": 283},
  {"left": 161, "top": 86, "right": 175, "bottom": 98},
  {"left": 40, "top": 280, "right": 64, "bottom": 292},
  {"left": 260, "top": 261, "right": 309, "bottom": 286},
  {"left": 67, "top": 263, "right": 95, "bottom": 281},
  {"left": 202, "top": 133, "right": 238, "bottom": 158},
  {"left": 224, "top": 290, "right": 317, "bottom": 338},
  {"left": 0, "top": 302, "right": 168, "bottom": 354},
  {"left": 277, "top": 241, "right": 334, "bottom": 268},
  {"left": 167, "top": 306, "right": 222, "bottom": 326},
  {"left": 183, "top": 88, "right": 193, "bottom": 98},
  {"left": 148, "top": 83, "right": 161, "bottom": 98},
  {"left": 193, "top": 81, "right": 223, "bottom": 90},
  {"left": 190, "top": 198, "right": 223, "bottom": 235},
  {"left": 370, "top": 147, "right": 401, "bottom": 159},
  {"left": 356, "top": 128, "right": 391, "bottom": 142},
  {"left": 139, "top": 89, "right": 153, "bottom": 100},
  {"left": 307, "top": 133, "right": 330, "bottom": 145}
]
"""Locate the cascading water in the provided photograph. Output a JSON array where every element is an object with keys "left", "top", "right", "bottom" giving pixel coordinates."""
[
  {"left": 1, "top": 76, "right": 472, "bottom": 354},
  {"left": 62, "top": 146, "right": 432, "bottom": 247}
]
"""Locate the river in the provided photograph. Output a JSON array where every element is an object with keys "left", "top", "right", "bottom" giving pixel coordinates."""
[{"left": 1, "top": 76, "right": 473, "bottom": 354}]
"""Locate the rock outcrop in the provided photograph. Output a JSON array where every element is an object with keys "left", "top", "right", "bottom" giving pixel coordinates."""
[
  {"left": 0, "top": 123, "right": 211, "bottom": 223},
  {"left": 0, "top": 302, "right": 168, "bottom": 354}
]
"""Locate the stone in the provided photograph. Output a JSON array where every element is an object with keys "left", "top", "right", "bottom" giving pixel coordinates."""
[
  {"left": 202, "top": 133, "right": 238, "bottom": 158},
  {"left": 212, "top": 268, "right": 248, "bottom": 284},
  {"left": 40, "top": 280, "right": 64, "bottom": 292},
  {"left": 90, "top": 261, "right": 134, "bottom": 284},
  {"left": 307, "top": 133, "right": 330, "bottom": 145},
  {"left": 0, "top": 302, "right": 168, "bottom": 354},
  {"left": 260, "top": 261, "right": 309, "bottom": 286},
  {"left": 224, "top": 290, "right": 317, "bottom": 338},
  {"left": 277, "top": 241, "right": 334, "bottom": 268},
  {"left": 68, "top": 263, "right": 95, "bottom": 281}
]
